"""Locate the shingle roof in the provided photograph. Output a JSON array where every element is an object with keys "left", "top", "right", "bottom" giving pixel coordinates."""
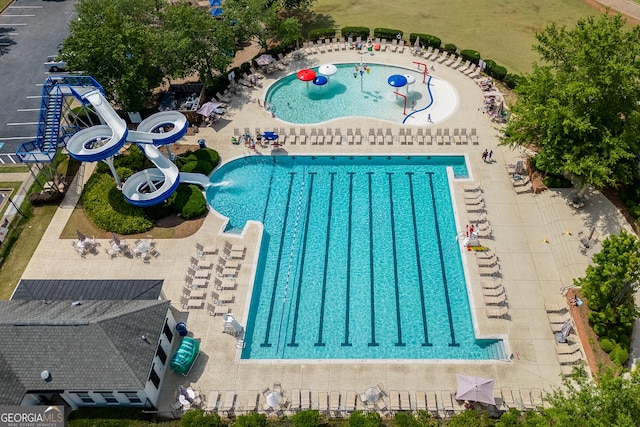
[
  {"left": 12, "top": 279, "right": 163, "bottom": 301},
  {"left": 0, "top": 300, "right": 171, "bottom": 405}
]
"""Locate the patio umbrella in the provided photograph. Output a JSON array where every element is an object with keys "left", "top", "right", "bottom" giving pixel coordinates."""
[
  {"left": 76, "top": 230, "right": 87, "bottom": 241},
  {"left": 211, "top": 7, "right": 223, "bottom": 17},
  {"left": 318, "top": 64, "right": 337, "bottom": 76},
  {"left": 111, "top": 232, "right": 121, "bottom": 246},
  {"left": 455, "top": 374, "right": 495, "bottom": 405},
  {"left": 209, "top": 0, "right": 221, "bottom": 5},
  {"left": 413, "top": 36, "right": 421, "bottom": 54},
  {"left": 255, "top": 54, "right": 274, "bottom": 66},
  {"left": 196, "top": 101, "right": 223, "bottom": 117}
]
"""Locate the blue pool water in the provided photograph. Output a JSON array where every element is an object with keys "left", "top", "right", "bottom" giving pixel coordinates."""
[
  {"left": 265, "top": 63, "right": 431, "bottom": 124},
  {"left": 207, "top": 156, "right": 504, "bottom": 360}
]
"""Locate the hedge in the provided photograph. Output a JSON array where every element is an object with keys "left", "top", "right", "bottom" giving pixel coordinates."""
[
  {"left": 174, "top": 184, "right": 207, "bottom": 219},
  {"left": 593, "top": 323, "right": 607, "bottom": 337},
  {"left": 373, "top": 28, "right": 402, "bottom": 41},
  {"left": 292, "top": 410, "right": 320, "bottom": 427},
  {"left": 460, "top": 49, "right": 480, "bottom": 64},
  {"left": 610, "top": 344, "right": 629, "bottom": 366},
  {"left": 599, "top": 337, "right": 615, "bottom": 353},
  {"left": 341, "top": 27, "right": 370, "bottom": 39},
  {"left": 443, "top": 43, "right": 457, "bottom": 54},
  {"left": 409, "top": 33, "right": 441, "bottom": 49},
  {"left": 309, "top": 28, "right": 336, "bottom": 41},
  {"left": 483, "top": 59, "right": 508, "bottom": 81}
]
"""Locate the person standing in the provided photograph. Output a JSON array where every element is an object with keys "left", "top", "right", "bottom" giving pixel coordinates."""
[
  {"left": 488, "top": 150, "right": 493, "bottom": 162},
  {"left": 482, "top": 149, "right": 488, "bottom": 161}
]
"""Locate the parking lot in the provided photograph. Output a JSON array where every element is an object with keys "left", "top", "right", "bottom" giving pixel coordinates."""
[{"left": 0, "top": 0, "right": 77, "bottom": 163}]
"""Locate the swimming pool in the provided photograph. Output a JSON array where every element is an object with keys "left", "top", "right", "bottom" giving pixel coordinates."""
[
  {"left": 265, "top": 63, "right": 458, "bottom": 124},
  {"left": 207, "top": 156, "right": 504, "bottom": 360}
]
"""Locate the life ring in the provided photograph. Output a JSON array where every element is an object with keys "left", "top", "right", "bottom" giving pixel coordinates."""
[{"left": 396, "top": 33, "right": 402, "bottom": 40}]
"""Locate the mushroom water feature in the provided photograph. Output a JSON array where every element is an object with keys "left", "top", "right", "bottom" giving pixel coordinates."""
[
  {"left": 388, "top": 74, "right": 408, "bottom": 115},
  {"left": 318, "top": 64, "right": 337, "bottom": 83},
  {"left": 297, "top": 68, "right": 317, "bottom": 92}
]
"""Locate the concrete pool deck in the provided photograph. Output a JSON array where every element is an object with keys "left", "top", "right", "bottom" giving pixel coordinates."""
[{"left": 19, "top": 47, "right": 635, "bottom": 415}]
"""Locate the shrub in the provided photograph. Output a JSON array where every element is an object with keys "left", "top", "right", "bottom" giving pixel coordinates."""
[
  {"left": 115, "top": 166, "right": 134, "bottom": 181},
  {"left": 373, "top": 28, "right": 402, "bottom": 41},
  {"left": 117, "top": 144, "right": 146, "bottom": 171},
  {"left": 607, "top": 329, "right": 619, "bottom": 342},
  {"left": 341, "top": 27, "right": 370, "bottom": 39},
  {"left": 393, "top": 411, "right": 418, "bottom": 427},
  {"left": 308, "top": 28, "right": 336, "bottom": 41},
  {"left": 82, "top": 173, "right": 154, "bottom": 234},
  {"left": 504, "top": 73, "right": 522, "bottom": 89},
  {"left": 484, "top": 59, "right": 508, "bottom": 80},
  {"left": 599, "top": 337, "right": 615, "bottom": 353},
  {"left": 292, "top": 410, "right": 320, "bottom": 427},
  {"left": 593, "top": 323, "right": 608, "bottom": 337},
  {"left": 588, "top": 311, "right": 600, "bottom": 326},
  {"left": 629, "top": 206, "right": 640, "bottom": 219},
  {"left": 618, "top": 334, "right": 631, "bottom": 349},
  {"left": 349, "top": 411, "right": 382, "bottom": 427},
  {"left": 443, "top": 43, "right": 457, "bottom": 54},
  {"left": 460, "top": 49, "right": 480, "bottom": 64},
  {"left": 174, "top": 184, "right": 207, "bottom": 219},
  {"left": 410, "top": 34, "right": 441, "bottom": 49},
  {"left": 235, "top": 413, "right": 266, "bottom": 427},
  {"left": 181, "top": 409, "right": 221, "bottom": 427},
  {"left": 610, "top": 344, "right": 629, "bottom": 366}
]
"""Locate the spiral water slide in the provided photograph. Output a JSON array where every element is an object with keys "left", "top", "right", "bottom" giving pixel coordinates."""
[{"left": 66, "top": 88, "right": 190, "bottom": 207}]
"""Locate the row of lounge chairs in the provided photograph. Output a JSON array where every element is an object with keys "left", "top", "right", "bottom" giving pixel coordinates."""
[
  {"left": 414, "top": 46, "right": 482, "bottom": 79},
  {"left": 545, "top": 305, "right": 584, "bottom": 373},
  {"left": 482, "top": 279, "right": 509, "bottom": 318},
  {"left": 234, "top": 127, "right": 479, "bottom": 146},
  {"left": 201, "top": 387, "right": 546, "bottom": 418},
  {"left": 464, "top": 184, "right": 501, "bottom": 277}
]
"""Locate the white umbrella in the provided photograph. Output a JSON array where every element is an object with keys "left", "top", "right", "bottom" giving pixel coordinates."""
[
  {"left": 255, "top": 54, "right": 274, "bottom": 66},
  {"left": 413, "top": 36, "right": 421, "bottom": 54},
  {"left": 196, "top": 101, "right": 223, "bottom": 117},
  {"left": 455, "top": 374, "right": 495, "bottom": 405},
  {"left": 404, "top": 74, "right": 416, "bottom": 85}
]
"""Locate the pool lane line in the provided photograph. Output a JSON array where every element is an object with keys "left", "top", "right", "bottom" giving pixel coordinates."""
[
  {"left": 261, "top": 171, "right": 296, "bottom": 348},
  {"left": 342, "top": 172, "right": 355, "bottom": 347},
  {"left": 402, "top": 75, "right": 434, "bottom": 124},
  {"left": 367, "top": 172, "right": 378, "bottom": 347},
  {"left": 315, "top": 172, "right": 336, "bottom": 347},
  {"left": 288, "top": 172, "right": 316, "bottom": 347},
  {"left": 260, "top": 157, "right": 277, "bottom": 224},
  {"left": 426, "top": 172, "right": 458, "bottom": 347},
  {"left": 387, "top": 173, "right": 406, "bottom": 347},
  {"left": 406, "top": 172, "right": 432, "bottom": 347}
]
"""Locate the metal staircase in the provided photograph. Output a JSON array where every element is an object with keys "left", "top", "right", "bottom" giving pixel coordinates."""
[{"left": 15, "top": 76, "right": 104, "bottom": 163}]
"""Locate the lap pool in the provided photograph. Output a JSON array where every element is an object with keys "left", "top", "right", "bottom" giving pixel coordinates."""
[{"left": 206, "top": 155, "right": 504, "bottom": 360}]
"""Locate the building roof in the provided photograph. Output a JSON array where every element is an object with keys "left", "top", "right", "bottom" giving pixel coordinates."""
[
  {"left": 0, "top": 299, "right": 171, "bottom": 405},
  {"left": 12, "top": 279, "right": 164, "bottom": 301}
]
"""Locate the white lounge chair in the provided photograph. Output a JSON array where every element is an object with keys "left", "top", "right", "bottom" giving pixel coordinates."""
[
  {"left": 479, "top": 265, "right": 500, "bottom": 277},
  {"left": 558, "top": 352, "right": 583, "bottom": 365},
  {"left": 486, "top": 306, "right": 509, "bottom": 318},
  {"left": 556, "top": 342, "right": 581, "bottom": 355},
  {"left": 483, "top": 293, "right": 507, "bottom": 305}
]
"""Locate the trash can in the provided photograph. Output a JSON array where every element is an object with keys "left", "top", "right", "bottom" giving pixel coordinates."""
[
  {"left": 176, "top": 321, "right": 188, "bottom": 337},
  {"left": 198, "top": 139, "right": 206, "bottom": 149}
]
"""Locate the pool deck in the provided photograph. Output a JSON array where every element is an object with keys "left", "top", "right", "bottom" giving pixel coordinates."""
[{"left": 20, "top": 47, "right": 635, "bottom": 415}]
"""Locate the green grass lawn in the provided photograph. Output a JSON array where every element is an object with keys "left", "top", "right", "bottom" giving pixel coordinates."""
[
  {"left": 0, "top": 0, "right": 12, "bottom": 12},
  {"left": 312, "top": 0, "right": 601, "bottom": 74}
]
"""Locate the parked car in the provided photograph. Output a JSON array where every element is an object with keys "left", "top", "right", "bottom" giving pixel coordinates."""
[{"left": 45, "top": 55, "right": 67, "bottom": 72}]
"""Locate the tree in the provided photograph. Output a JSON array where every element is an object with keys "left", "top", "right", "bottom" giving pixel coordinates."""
[
  {"left": 501, "top": 14, "right": 640, "bottom": 194},
  {"left": 158, "top": 2, "right": 237, "bottom": 87},
  {"left": 63, "top": 0, "right": 163, "bottom": 112},
  {"left": 543, "top": 368, "right": 640, "bottom": 426},
  {"left": 575, "top": 230, "right": 640, "bottom": 321},
  {"left": 225, "top": 0, "right": 301, "bottom": 50}
]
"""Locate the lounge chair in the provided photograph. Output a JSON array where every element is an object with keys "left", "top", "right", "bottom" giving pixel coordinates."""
[
  {"left": 548, "top": 312, "right": 571, "bottom": 324},
  {"left": 463, "top": 182, "right": 482, "bottom": 192},
  {"left": 481, "top": 279, "right": 501, "bottom": 289},
  {"left": 354, "top": 128, "right": 363, "bottom": 144},
  {"left": 288, "top": 128, "right": 298, "bottom": 144},
  {"left": 390, "top": 390, "right": 400, "bottom": 411},
  {"left": 470, "top": 128, "right": 479, "bottom": 144},
  {"left": 514, "top": 184, "right": 533, "bottom": 194},
  {"left": 486, "top": 306, "right": 509, "bottom": 318},
  {"left": 476, "top": 225, "right": 493, "bottom": 238},
  {"left": 330, "top": 392, "right": 342, "bottom": 417},
  {"left": 479, "top": 265, "right": 500, "bottom": 277},
  {"left": 545, "top": 303, "right": 568, "bottom": 313},
  {"left": 501, "top": 388, "right": 516, "bottom": 409},
  {"left": 196, "top": 242, "right": 217, "bottom": 257},
  {"left": 476, "top": 249, "right": 496, "bottom": 259},
  {"left": 556, "top": 342, "right": 581, "bottom": 355},
  {"left": 399, "top": 391, "right": 410, "bottom": 410},
  {"left": 458, "top": 61, "right": 471, "bottom": 73},
  {"left": 325, "top": 128, "right": 333, "bottom": 145},
  {"left": 442, "top": 128, "right": 451, "bottom": 144},
  {"left": 551, "top": 321, "right": 573, "bottom": 334},
  {"left": 380, "top": 128, "right": 389, "bottom": 145},
  {"left": 316, "top": 128, "right": 325, "bottom": 144},
  {"left": 397, "top": 40, "right": 406, "bottom": 54},
  {"left": 483, "top": 293, "right": 506, "bottom": 305},
  {"left": 453, "top": 128, "right": 461, "bottom": 144},
  {"left": 346, "top": 128, "right": 354, "bottom": 144},
  {"left": 300, "top": 390, "right": 311, "bottom": 409},
  {"left": 460, "top": 128, "right": 468, "bottom": 144},
  {"left": 468, "top": 211, "right": 488, "bottom": 223},
  {"left": 188, "top": 267, "right": 210, "bottom": 280},
  {"left": 368, "top": 128, "right": 376, "bottom": 144},
  {"left": 415, "top": 128, "right": 425, "bottom": 144},
  {"left": 415, "top": 391, "right": 427, "bottom": 411},
  {"left": 558, "top": 352, "right": 583, "bottom": 365},
  {"left": 211, "top": 290, "right": 235, "bottom": 304},
  {"left": 437, "top": 53, "right": 450, "bottom": 64},
  {"left": 425, "top": 128, "right": 433, "bottom": 144},
  {"left": 512, "top": 175, "right": 531, "bottom": 187},
  {"left": 439, "top": 391, "right": 454, "bottom": 416},
  {"left": 426, "top": 391, "right": 438, "bottom": 416},
  {"left": 318, "top": 392, "right": 329, "bottom": 414},
  {"left": 464, "top": 191, "right": 484, "bottom": 201},
  {"left": 466, "top": 201, "right": 486, "bottom": 212},
  {"left": 216, "top": 92, "right": 231, "bottom": 103},
  {"left": 298, "top": 128, "right": 307, "bottom": 144},
  {"left": 344, "top": 391, "right": 357, "bottom": 412},
  {"left": 190, "top": 256, "right": 212, "bottom": 270},
  {"left": 531, "top": 389, "right": 544, "bottom": 408},
  {"left": 464, "top": 64, "right": 478, "bottom": 76},
  {"left": 477, "top": 255, "right": 497, "bottom": 267},
  {"left": 404, "top": 128, "right": 413, "bottom": 144},
  {"left": 334, "top": 128, "right": 343, "bottom": 145},
  {"left": 482, "top": 285, "right": 505, "bottom": 296},
  {"left": 398, "top": 128, "right": 407, "bottom": 145},
  {"left": 435, "top": 128, "right": 443, "bottom": 144},
  {"left": 309, "top": 128, "right": 318, "bottom": 144}
]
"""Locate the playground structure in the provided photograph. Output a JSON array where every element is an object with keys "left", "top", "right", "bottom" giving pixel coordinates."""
[{"left": 15, "top": 76, "right": 209, "bottom": 207}]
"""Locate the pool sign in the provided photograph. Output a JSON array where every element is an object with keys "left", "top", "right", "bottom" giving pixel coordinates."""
[{"left": 0, "top": 406, "right": 64, "bottom": 427}]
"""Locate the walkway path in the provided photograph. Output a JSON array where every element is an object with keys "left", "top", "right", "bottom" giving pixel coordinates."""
[{"left": 596, "top": 0, "right": 640, "bottom": 21}]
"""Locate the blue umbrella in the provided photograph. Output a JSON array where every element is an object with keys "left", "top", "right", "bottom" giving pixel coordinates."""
[
  {"left": 209, "top": 0, "right": 221, "bottom": 5},
  {"left": 313, "top": 76, "right": 328, "bottom": 86},
  {"left": 387, "top": 74, "right": 407, "bottom": 88},
  {"left": 211, "top": 7, "right": 224, "bottom": 17}
]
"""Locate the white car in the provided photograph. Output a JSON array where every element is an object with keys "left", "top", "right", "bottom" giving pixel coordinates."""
[{"left": 45, "top": 55, "right": 67, "bottom": 72}]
